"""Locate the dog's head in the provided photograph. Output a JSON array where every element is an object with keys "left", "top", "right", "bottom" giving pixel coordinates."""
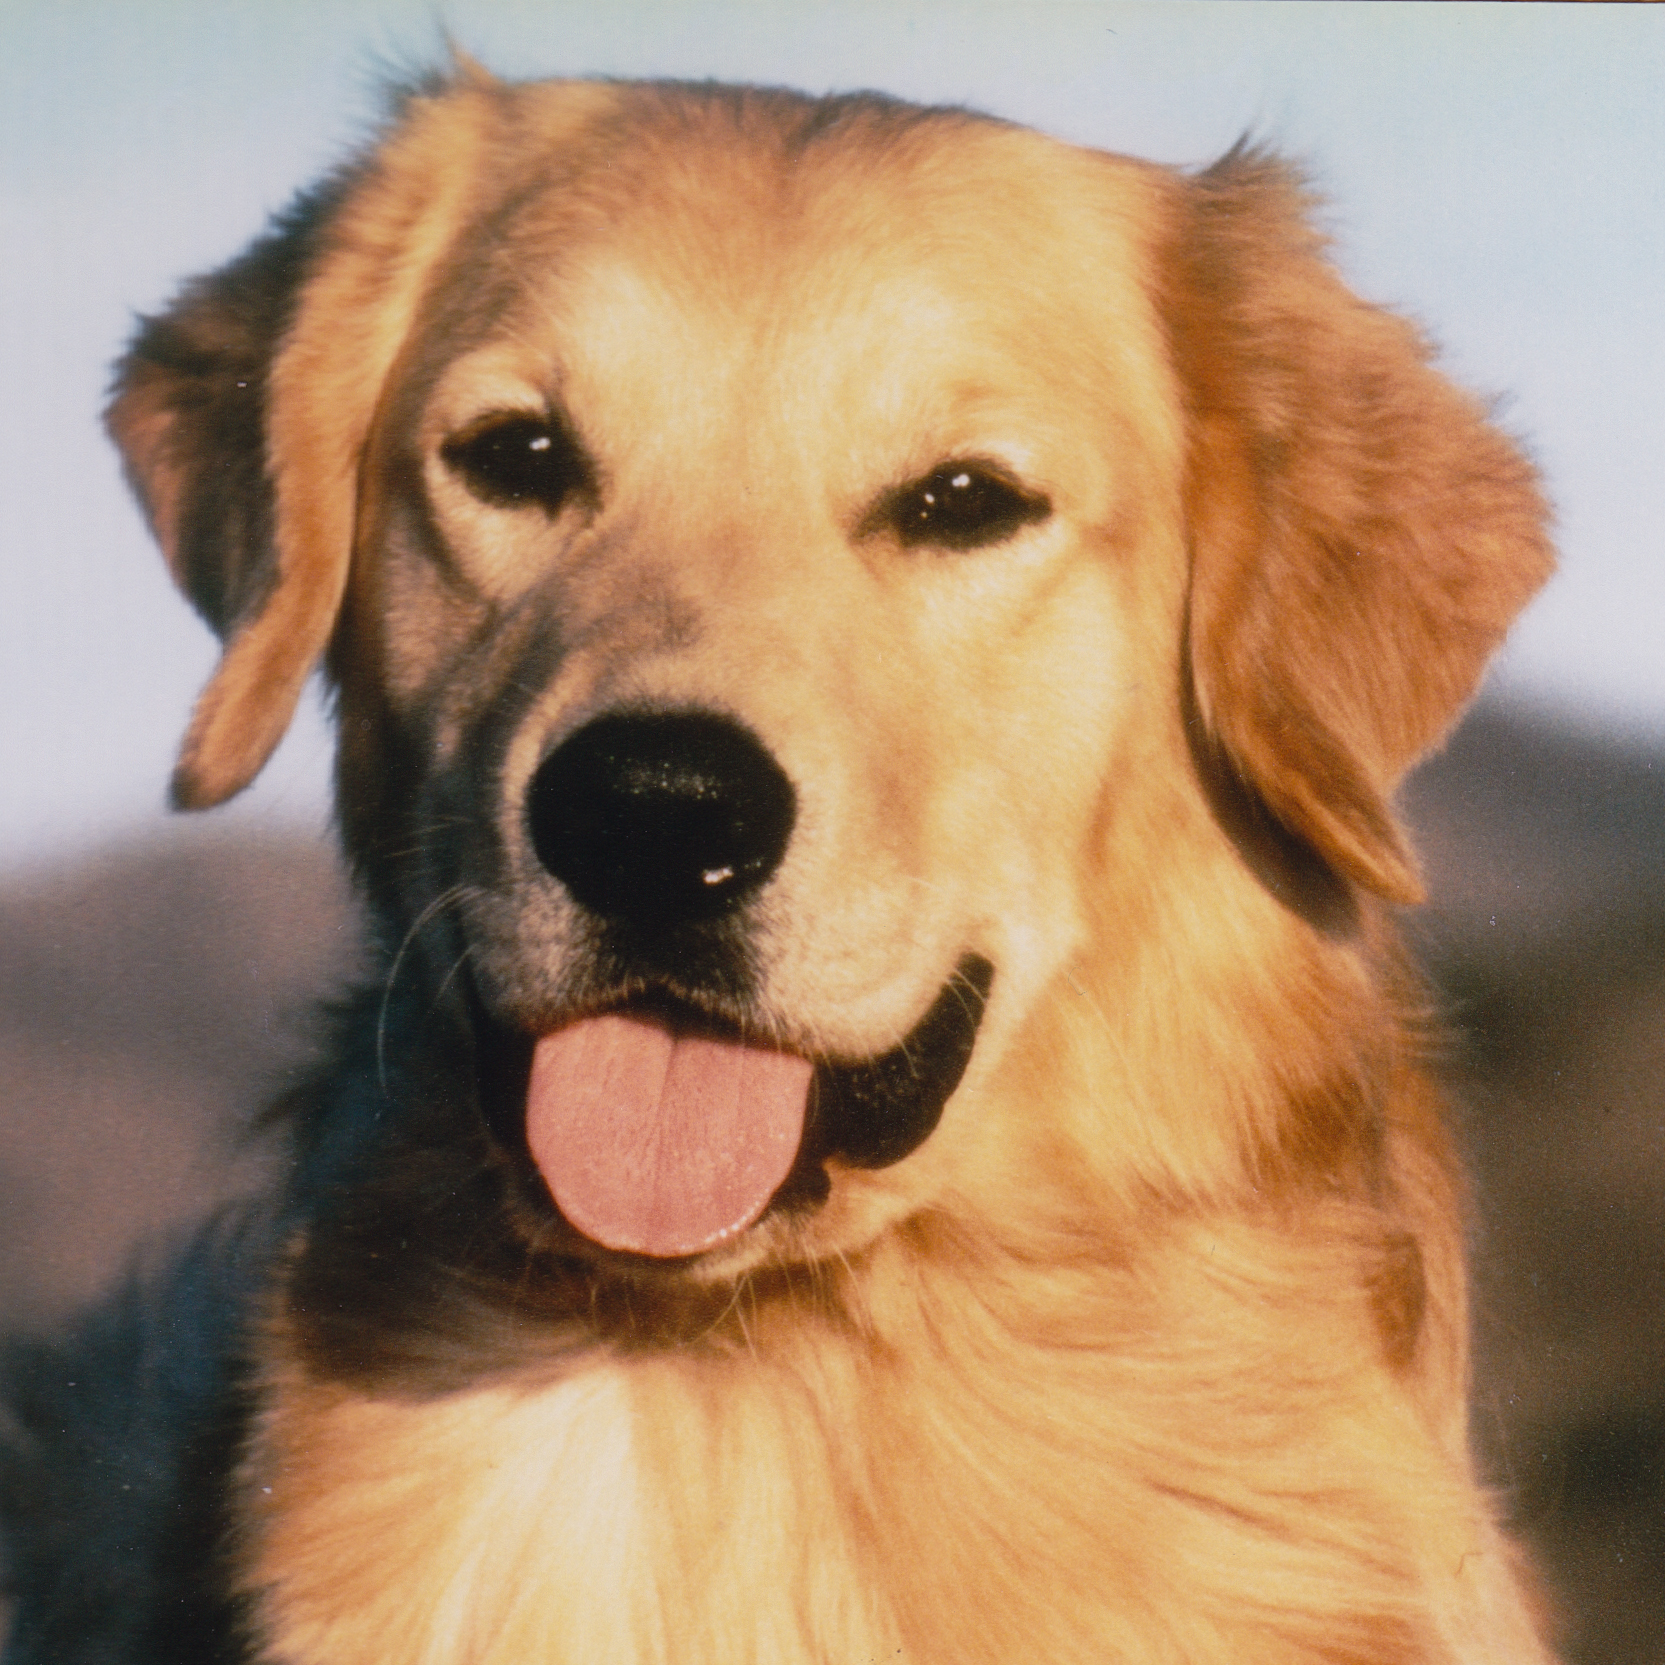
[{"left": 108, "top": 74, "right": 1550, "bottom": 1291}]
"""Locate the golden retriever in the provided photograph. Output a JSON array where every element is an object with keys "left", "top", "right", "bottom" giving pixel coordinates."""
[{"left": 7, "top": 65, "right": 1557, "bottom": 1664}]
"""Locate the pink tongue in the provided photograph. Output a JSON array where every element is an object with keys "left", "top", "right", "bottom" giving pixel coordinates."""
[{"left": 526, "top": 1014, "right": 812, "bottom": 1258}]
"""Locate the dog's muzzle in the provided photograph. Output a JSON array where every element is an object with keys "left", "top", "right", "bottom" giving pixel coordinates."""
[{"left": 508, "top": 709, "right": 990, "bottom": 1260}]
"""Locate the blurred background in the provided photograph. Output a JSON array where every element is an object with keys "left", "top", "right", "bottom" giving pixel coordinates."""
[{"left": 3, "top": 4, "right": 1663, "bottom": 1657}]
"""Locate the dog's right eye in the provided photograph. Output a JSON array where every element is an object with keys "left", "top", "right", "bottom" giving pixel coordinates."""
[{"left": 442, "top": 415, "right": 590, "bottom": 514}]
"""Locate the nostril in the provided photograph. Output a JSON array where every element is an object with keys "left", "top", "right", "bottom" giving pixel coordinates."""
[{"left": 527, "top": 710, "right": 796, "bottom": 926}]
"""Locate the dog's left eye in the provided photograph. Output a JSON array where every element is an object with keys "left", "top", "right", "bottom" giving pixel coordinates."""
[
  {"left": 888, "top": 463, "right": 1050, "bottom": 551},
  {"left": 442, "top": 415, "right": 590, "bottom": 514}
]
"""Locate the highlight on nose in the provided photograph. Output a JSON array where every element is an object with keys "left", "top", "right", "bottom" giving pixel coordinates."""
[{"left": 526, "top": 710, "right": 796, "bottom": 927}]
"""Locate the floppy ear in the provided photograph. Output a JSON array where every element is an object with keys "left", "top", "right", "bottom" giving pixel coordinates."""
[
  {"left": 106, "top": 68, "right": 508, "bottom": 810},
  {"left": 1166, "top": 145, "right": 1553, "bottom": 905}
]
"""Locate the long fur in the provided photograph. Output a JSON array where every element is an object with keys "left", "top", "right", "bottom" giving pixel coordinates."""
[{"left": 4, "top": 73, "right": 1555, "bottom": 1663}]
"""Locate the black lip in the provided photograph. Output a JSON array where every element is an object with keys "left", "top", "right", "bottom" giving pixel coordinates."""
[
  {"left": 805, "top": 953, "right": 994, "bottom": 1170},
  {"left": 475, "top": 954, "right": 994, "bottom": 1240}
]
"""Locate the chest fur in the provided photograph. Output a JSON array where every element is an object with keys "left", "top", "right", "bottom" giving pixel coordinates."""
[
  {"left": 239, "top": 1354, "right": 896, "bottom": 1665},
  {"left": 236, "top": 1231, "right": 1526, "bottom": 1665}
]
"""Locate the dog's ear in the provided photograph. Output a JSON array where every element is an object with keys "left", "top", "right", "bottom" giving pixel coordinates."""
[
  {"left": 106, "top": 69, "right": 509, "bottom": 810},
  {"left": 108, "top": 180, "right": 349, "bottom": 809},
  {"left": 1166, "top": 146, "right": 1553, "bottom": 905}
]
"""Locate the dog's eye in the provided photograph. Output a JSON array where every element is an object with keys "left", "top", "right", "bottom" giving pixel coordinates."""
[
  {"left": 442, "top": 415, "right": 590, "bottom": 514},
  {"left": 889, "top": 463, "right": 1049, "bottom": 551}
]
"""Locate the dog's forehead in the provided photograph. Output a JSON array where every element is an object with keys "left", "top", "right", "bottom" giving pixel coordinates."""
[{"left": 419, "top": 90, "right": 1178, "bottom": 463}]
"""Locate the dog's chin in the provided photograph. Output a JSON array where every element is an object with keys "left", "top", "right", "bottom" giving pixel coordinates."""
[{"left": 475, "top": 954, "right": 994, "bottom": 1279}]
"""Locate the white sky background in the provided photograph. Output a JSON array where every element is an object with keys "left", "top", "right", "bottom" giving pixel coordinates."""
[{"left": 3, "top": 1, "right": 1662, "bottom": 867}]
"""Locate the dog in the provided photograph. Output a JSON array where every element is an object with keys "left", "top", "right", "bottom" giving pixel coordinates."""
[{"left": 3, "top": 66, "right": 1557, "bottom": 1663}]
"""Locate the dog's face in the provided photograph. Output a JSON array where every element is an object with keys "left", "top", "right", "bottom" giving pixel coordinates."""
[
  {"left": 108, "top": 78, "right": 1550, "bottom": 1300},
  {"left": 347, "top": 107, "right": 1186, "bottom": 1270}
]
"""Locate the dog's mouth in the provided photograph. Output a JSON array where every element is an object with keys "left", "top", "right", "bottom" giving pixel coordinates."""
[{"left": 500, "top": 954, "right": 993, "bottom": 1260}]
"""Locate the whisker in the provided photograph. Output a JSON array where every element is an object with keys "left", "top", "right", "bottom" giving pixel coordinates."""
[
  {"left": 433, "top": 943, "right": 477, "bottom": 1005},
  {"left": 376, "top": 882, "right": 479, "bottom": 1094}
]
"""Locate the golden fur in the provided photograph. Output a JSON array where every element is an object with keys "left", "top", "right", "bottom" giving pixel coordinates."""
[{"left": 106, "top": 68, "right": 1556, "bottom": 1664}]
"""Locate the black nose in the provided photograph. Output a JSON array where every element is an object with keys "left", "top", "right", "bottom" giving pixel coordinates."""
[{"left": 527, "top": 710, "right": 796, "bottom": 926}]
